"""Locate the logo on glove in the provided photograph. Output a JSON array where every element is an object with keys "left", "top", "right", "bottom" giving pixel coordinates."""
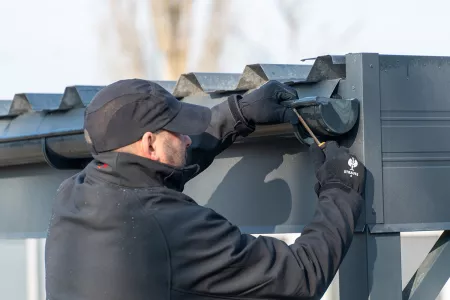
[{"left": 344, "top": 157, "right": 359, "bottom": 177}]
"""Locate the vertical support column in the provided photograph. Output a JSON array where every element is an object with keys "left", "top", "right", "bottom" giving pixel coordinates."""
[
  {"left": 339, "top": 232, "right": 369, "bottom": 299},
  {"left": 339, "top": 231, "right": 403, "bottom": 300},
  {"left": 367, "top": 233, "right": 402, "bottom": 300},
  {"left": 339, "top": 53, "right": 384, "bottom": 227}
]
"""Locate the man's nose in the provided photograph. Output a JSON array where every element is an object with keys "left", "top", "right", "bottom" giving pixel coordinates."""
[{"left": 184, "top": 135, "right": 192, "bottom": 148}]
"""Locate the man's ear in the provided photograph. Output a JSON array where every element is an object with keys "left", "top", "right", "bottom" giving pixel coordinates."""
[{"left": 141, "top": 132, "right": 159, "bottom": 161}]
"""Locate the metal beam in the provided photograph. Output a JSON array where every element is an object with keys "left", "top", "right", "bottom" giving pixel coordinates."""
[
  {"left": 339, "top": 231, "right": 403, "bottom": 300},
  {"left": 402, "top": 230, "right": 450, "bottom": 300}
]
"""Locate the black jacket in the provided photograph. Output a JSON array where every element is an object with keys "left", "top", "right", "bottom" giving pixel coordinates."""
[{"left": 45, "top": 98, "right": 363, "bottom": 300}]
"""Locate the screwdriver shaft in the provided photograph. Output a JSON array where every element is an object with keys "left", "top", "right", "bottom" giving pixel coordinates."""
[{"left": 292, "top": 109, "right": 325, "bottom": 148}]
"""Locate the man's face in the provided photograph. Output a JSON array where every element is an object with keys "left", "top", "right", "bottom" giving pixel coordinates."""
[{"left": 153, "top": 130, "right": 192, "bottom": 167}]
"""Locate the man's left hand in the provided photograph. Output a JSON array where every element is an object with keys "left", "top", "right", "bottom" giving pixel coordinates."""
[{"left": 236, "top": 80, "right": 299, "bottom": 125}]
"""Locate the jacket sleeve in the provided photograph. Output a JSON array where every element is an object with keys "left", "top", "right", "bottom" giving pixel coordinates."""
[
  {"left": 168, "top": 184, "right": 363, "bottom": 299},
  {"left": 186, "top": 95, "right": 254, "bottom": 174}
]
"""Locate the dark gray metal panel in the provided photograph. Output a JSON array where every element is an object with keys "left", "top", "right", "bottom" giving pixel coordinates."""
[
  {"left": 338, "top": 53, "right": 384, "bottom": 226},
  {"left": 184, "top": 134, "right": 365, "bottom": 233},
  {"left": 183, "top": 137, "right": 320, "bottom": 233},
  {"left": 379, "top": 55, "right": 450, "bottom": 226},
  {"left": 379, "top": 55, "right": 450, "bottom": 112},
  {"left": 402, "top": 230, "right": 450, "bottom": 300},
  {"left": 382, "top": 161, "right": 450, "bottom": 224},
  {"left": 339, "top": 232, "right": 403, "bottom": 300},
  {"left": 0, "top": 164, "right": 78, "bottom": 238}
]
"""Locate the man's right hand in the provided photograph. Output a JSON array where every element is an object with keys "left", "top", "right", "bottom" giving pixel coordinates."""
[{"left": 310, "top": 141, "right": 366, "bottom": 195}]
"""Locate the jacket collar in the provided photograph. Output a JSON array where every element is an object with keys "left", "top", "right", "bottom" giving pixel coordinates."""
[{"left": 86, "top": 151, "right": 200, "bottom": 192}]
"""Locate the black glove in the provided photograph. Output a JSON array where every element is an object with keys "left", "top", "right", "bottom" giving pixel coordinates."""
[
  {"left": 228, "top": 80, "right": 298, "bottom": 127},
  {"left": 310, "top": 141, "right": 365, "bottom": 195}
]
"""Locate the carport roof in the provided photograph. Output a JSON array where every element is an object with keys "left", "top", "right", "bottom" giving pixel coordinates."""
[{"left": 0, "top": 55, "right": 346, "bottom": 144}]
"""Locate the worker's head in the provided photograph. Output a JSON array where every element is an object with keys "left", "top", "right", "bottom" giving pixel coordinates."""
[{"left": 83, "top": 79, "right": 211, "bottom": 167}]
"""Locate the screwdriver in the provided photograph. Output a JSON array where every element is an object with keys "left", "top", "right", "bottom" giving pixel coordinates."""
[{"left": 291, "top": 108, "right": 326, "bottom": 148}]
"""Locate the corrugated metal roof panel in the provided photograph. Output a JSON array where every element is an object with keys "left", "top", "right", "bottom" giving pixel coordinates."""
[
  {"left": 0, "top": 100, "right": 12, "bottom": 117},
  {"left": 307, "top": 55, "right": 346, "bottom": 81},
  {"left": 35, "top": 108, "right": 85, "bottom": 137},
  {"left": 0, "top": 54, "right": 348, "bottom": 143},
  {"left": 0, "top": 108, "right": 85, "bottom": 142},
  {"left": 151, "top": 81, "right": 177, "bottom": 94},
  {"left": 1, "top": 112, "right": 45, "bottom": 141},
  {"left": 236, "top": 64, "right": 314, "bottom": 90},
  {"left": 61, "top": 86, "right": 104, "bottom": 107},
  {"left": 8, "top": 94, "right": 32, "bottom": 116},
  {"left": 0, "top": 118, "right": 11, "bottom": 134},
  {"left": 173, "top": 73, "right": 241, "bottom": 97},
  {"left": 13, "top": 93, "right": 64, "bottom": 112}
]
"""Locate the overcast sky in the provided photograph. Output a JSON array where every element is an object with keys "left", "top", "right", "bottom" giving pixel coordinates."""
[{"left": 1, "top": 0, "right": 449, "bottom": 99}]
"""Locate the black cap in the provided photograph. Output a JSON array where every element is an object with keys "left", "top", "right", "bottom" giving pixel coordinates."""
[{"left": 84, "top": 79, "right": 212, "bottom": 153}]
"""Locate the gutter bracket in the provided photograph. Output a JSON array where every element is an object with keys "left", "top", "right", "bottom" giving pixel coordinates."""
[{"left": 41, "top": 137, "right": 92, "bottom": 170}]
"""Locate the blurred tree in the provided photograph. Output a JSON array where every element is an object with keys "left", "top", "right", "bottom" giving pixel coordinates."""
[
  {"left": 149, "top": 0, "right": 193, "bottom": 79},
  {"left": 101, "top": 0, "right": 146, "bottom": 78},
  {"left": 99, "top": 0, "right": 230, "bottom": 80},
  {"left": 277, "top": 0, "right": 301, "bottom": 54}
]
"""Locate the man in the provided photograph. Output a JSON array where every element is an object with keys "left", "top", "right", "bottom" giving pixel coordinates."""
[{"left": 45, "top": 78, "right": 365, "bottom": 299}]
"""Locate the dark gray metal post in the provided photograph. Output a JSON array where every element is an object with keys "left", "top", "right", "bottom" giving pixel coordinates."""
[
  {"left": 338, "top": 52, "right": 385, "bottom": 227},
  {"left": 339, "top": 231, "right": 403, "bottom": 300},
  {"left": 338, "top": 232, "right": 369, "bottom": 299}
]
